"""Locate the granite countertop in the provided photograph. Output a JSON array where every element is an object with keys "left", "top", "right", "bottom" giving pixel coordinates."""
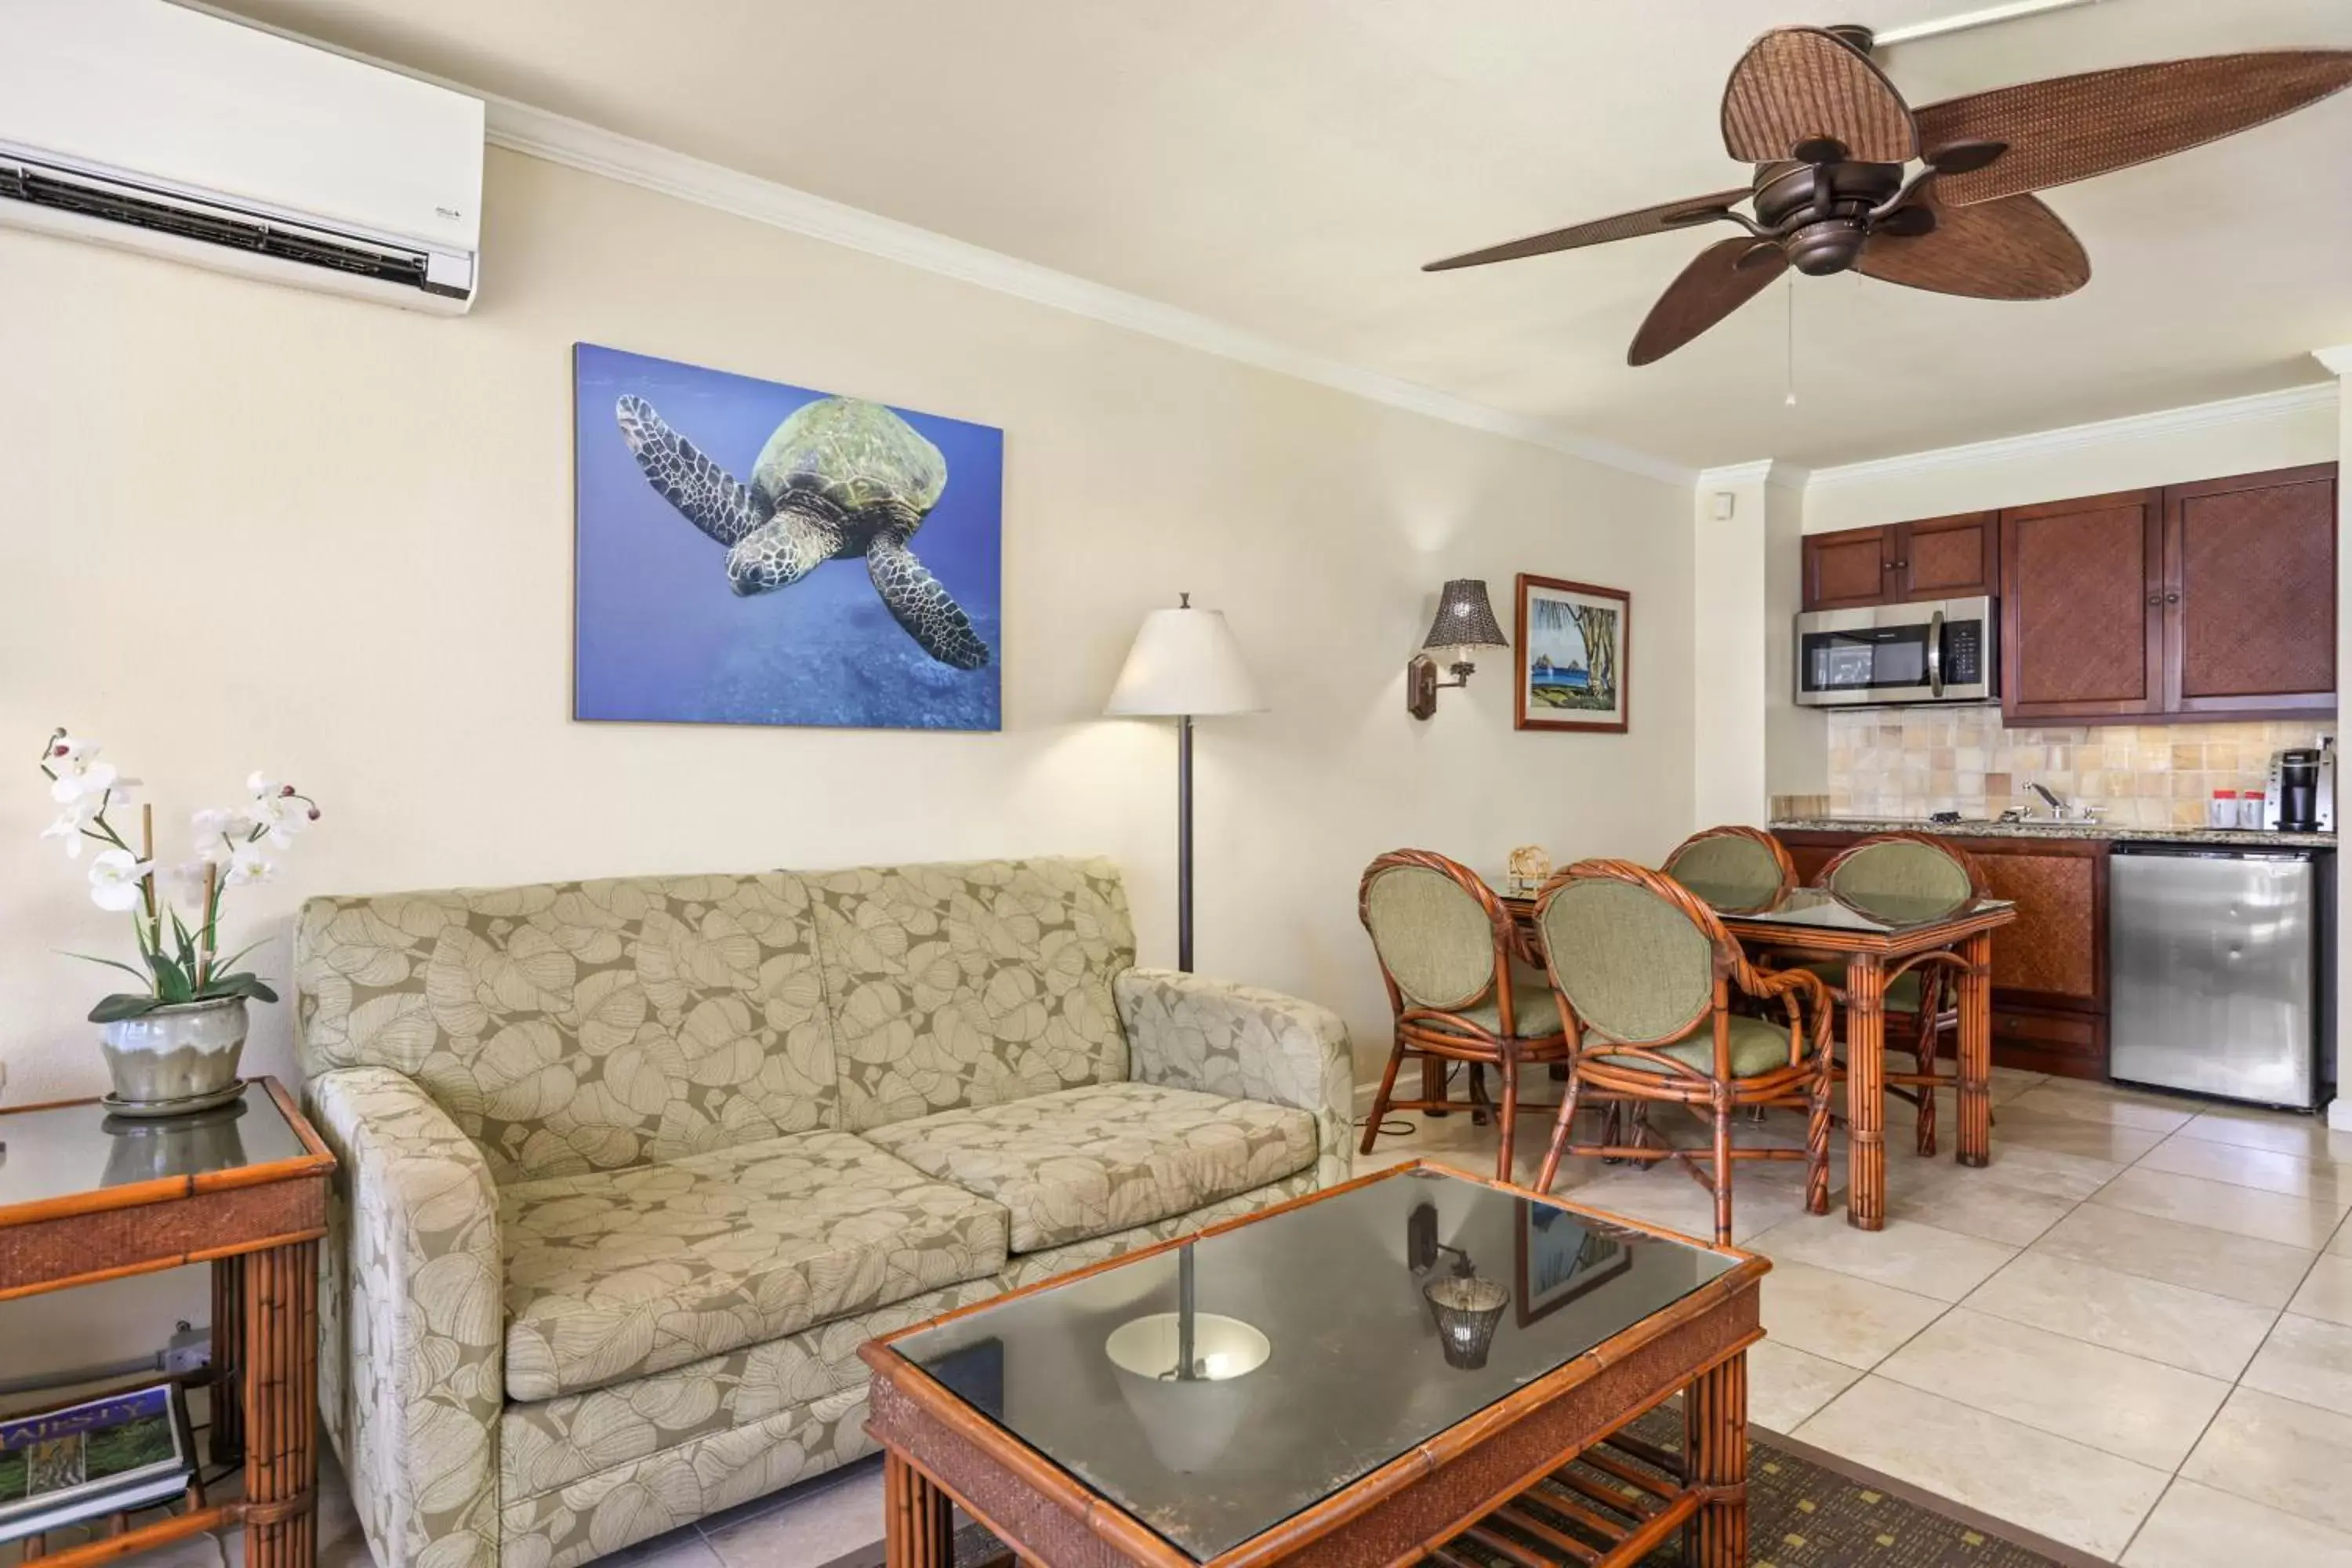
[{"left": 1770, "top": 815, "right": 2339, "bottom": 850}]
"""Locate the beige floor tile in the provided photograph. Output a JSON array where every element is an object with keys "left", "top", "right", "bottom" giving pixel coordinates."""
[
  {"left": 1746, "top": 1338, "right": 1864, "bottom": 1432},
  {"left": 1991, "top": 1105, "right": 2172, "bottom": 1164},
  {"left": 2009, "top": 1084, "right": 2196, "bottom": 1133},
  {"left": 2288, "top": 1251, "right": 2352, "bottom": 1327},
  {"left": 2174, "top": 1107, "right": 2352, "bottom": 1163},
  {"left": 2241, "top": 1313, "right": 2352, "bottom": 1419},
  {"left": 704, "top": 1465, "right": 883, "bottom": 1568},
  {"left": 2121, "top": 1477, "right": 2352, "bottom": 1567},
  {"left": 1745, "top": 1212, "right": 2016, "bottom": 1302},
  {"left": 1558, "top": 1163, "right": 1808, "bottom": 1245},
  {"left": 1884, "top": 1167, "right": 2076, "bottom": 1247},
  {"left": 1758, "top": 1258, "right": 1947, "bottom": 1370},
  {"left": 1962, "top": 1137, "right": 2127, "bottom": 1203},
  {"left": 1874, "top": 1307, "right": 2230, "bottom": 1470},
  {"left": 2135, "top": 1134, "right": 2352, "bottom": 1206},
  {"left": 1962, "top": 1250, "right": 2279, "bottom": 1381},
  {"left": 1793, "top": 1376, "right": 2169, "bottom": 1561},
  {"left": 2091, "top": 1166, "right": 2343, "bottom": 1250},
  {"left": 2180, "top": 1385, "right": 2352, "bottom": 1537},
  {"left": 1987, "top": 1067, "right": 2050, "bottom": 1105},
  {"left": 2333, "top": 1209, "right": 2352, "bottom": 1256},
  {"left": 2031, "top": 1203, "right": 2316, "bottom": 1309}
]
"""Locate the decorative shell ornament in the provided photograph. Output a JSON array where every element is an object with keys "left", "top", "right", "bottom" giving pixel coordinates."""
[{"left": 1508, "top": 844, "right": 1552, "bottom": 895}]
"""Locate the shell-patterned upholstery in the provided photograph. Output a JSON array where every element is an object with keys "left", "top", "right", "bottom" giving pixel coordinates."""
[{"left": 296, "top": 857, "right": 1351, "bottom": 1568}]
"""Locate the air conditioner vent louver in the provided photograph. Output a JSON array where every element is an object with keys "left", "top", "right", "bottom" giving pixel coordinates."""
[{"left": 0, "top": 160, "right": 437, "bottom": 289}]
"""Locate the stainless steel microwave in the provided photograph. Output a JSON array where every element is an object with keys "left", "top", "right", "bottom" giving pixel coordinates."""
[{"left": 1795, "top": 595, "right": 1998, "bottom": 707}]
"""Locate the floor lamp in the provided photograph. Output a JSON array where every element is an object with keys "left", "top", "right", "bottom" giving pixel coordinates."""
[{"left": 1105, "top": 594, "right": 1265, "bottom": 971}]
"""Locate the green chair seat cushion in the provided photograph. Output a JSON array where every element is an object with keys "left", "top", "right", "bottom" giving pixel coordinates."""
[
  {"left": 1797, "top": 959, "right": 1926, "bottom": 1013},
  {"left": 1449, "top": 979, "right": 1563, "bottom": 1039},
  {"left": 1589, "top": 1013, "right": 1796, "bottom": 1079}
]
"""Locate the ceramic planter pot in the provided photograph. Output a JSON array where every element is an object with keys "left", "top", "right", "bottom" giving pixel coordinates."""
[{"left": 99, "top": 995, "right": 248, "bottom": 1115}]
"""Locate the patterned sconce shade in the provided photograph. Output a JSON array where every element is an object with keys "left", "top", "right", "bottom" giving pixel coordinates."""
[
  {"left": 1418, "top": 579, "right": 1509, "bottom": 654},
  {"left": 1423, "top": 1268, "right": 1510, "bottom": 1370}
]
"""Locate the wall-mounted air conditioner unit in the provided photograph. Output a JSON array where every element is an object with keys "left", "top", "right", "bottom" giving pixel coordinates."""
[{"left": 0, "top": 0, "right": 484, "bottom": 314}]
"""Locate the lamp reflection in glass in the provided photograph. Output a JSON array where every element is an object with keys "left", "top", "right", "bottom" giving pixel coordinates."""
[
  {"left": 1103, "top": 1242, "right": 1269, "bottom": 1472},
  {"left": 1407, "top": 1200, "right": 1510, "bottom": 1370},
  {"left": 1406, "top": 579, "right": 1509, "bottom": 720}
]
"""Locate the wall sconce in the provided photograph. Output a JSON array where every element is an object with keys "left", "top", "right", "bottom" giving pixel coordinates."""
[
  {"left": 1407, "top": 1200, "right": 1509, "bottom": 1370},
  {"left": 1406, "top": 578, "right": 1509, "bottom": 720}
]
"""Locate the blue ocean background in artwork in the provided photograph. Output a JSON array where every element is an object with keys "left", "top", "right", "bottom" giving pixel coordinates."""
[{"left": 573, "top": 343, "right": 1003, "bottom": 731}]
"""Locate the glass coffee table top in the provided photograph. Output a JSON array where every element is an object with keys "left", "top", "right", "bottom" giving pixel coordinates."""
[
  {"left": 0, "top": 1081, "right": 304, "bottom": 1215},
  {"left": 1717, "top": 887, "right": 2013, "bottom": 934},
  {"left": 885, "top": 1167, "right": 1738, "bottom": 1562}
]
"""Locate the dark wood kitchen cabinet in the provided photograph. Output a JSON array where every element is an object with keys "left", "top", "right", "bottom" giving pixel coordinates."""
[
  {"left": 2000, "top": 463, "right": 2336, "bottom": 726},
  {"left": 2000, "top": 488, "right": 2165, "bottom": 722},
  {"left": 1802, "top": 511, "right": 1998, "bottom": 611},
  {"left": 1777, "top": 829, "right": 2110, "bottom": 1080}
]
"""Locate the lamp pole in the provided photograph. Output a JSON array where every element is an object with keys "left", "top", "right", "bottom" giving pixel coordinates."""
[{"left": 1176, "top": 711, "right": 1195, "bottom": 971}]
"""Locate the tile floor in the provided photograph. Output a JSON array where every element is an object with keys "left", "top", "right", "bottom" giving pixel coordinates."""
[
  {"left": 38, "top": 1072, "right": 2352, "bottom": 1568},
  {"left": 1355, "top": 1069, "right": 2352, "bottom": 1564}
]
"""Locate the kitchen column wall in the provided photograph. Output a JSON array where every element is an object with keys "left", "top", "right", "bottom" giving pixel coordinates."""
[{"left": 2318, "top": 346, "right": 2352, "bottom": 1134}]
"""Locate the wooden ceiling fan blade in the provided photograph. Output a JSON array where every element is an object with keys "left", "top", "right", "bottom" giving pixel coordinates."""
[
  {"left": 1919, "top": 49, "right": 2352, "bottom": 206},
  {"left": 1857, "top": 193, "right": 2089, "bottom": 299},
  {"left": 1722, "top": 27, "right": 1918, "bottom": 165},
  {"left": 1422, "top": 188, "right": 1753, "bottom": 271},
  {"left": 1628, "top": 238, "right": 1788, "bottom": 366}
]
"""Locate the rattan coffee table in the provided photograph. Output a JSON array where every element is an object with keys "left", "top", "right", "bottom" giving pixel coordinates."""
[{"left": 862, "top": 1163, "right": 1766, "bottom": 1567}]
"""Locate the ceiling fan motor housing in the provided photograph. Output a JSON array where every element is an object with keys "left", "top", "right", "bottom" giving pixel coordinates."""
[{"left": 1754, "top": 159, "right": 1904, "bottom": 274}]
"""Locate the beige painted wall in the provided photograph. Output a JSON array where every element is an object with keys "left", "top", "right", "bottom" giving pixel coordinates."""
[{"left": 0, "top": 150, "right": 1693, "bottom": 1369}]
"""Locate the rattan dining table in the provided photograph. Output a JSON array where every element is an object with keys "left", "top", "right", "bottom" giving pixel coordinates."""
[{"left": 1501, "top": 885, "right": 2016, "bottom": 1232}]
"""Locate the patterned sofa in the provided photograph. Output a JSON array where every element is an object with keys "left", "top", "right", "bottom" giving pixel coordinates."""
[{"left": 293, "top": 858, "right": 1352, "bottom": 1568}]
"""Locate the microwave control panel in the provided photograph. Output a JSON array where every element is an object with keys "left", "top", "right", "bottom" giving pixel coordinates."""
[{"left": 1944, "top": 621, "right": 1984, "bottom": 685}]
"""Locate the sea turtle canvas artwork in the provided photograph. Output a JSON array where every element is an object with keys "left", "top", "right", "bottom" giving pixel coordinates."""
[{"left": 573, "top": 343, "right": 1002, "bottom": 730}]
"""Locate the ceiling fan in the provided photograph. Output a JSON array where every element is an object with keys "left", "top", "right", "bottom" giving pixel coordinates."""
[{"left": 1423, "top": 25, "right": 2352, "bottom": 365}]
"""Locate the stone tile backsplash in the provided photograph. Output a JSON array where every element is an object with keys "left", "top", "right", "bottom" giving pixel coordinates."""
[{"left": 1825, "top": 710, "right": 2332, "bottom": 827}]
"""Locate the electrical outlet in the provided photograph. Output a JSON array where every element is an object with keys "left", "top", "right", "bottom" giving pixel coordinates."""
[{"left": 163, "top": 1321, "right": 211, "bottom": 1377}]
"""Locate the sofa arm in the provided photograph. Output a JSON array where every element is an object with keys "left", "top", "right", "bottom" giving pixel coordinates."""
[
  {"left": 1116, "top": 967, "right": 1355, "bottom": 1188},
  {"left": 308, "top": 1066, "right": 504, "bottom": 1568}
]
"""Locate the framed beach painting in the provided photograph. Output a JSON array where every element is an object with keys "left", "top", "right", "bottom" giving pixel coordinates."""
[
  {"left": 1515, "top": 574, "right": 1630, "bottom": 734},
  {"left": 573, "top": 343, "right": 1002, "bottom": 731},
  {"left": 1515, "top": 1200, "right": 1634, "bottom": 1327}
]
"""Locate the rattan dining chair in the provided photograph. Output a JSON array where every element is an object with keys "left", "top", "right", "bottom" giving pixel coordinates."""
[
  {"left": 1358, "top": 850, "right": 1571, "bottom": 1182},
  {"left": 1662, "top": 825, "right": 1798, "bottom": 914},
  {"left": 1791, "top": 833, "right": 1987, "bottom": 1156},
  {"left": 1531, "top": 859, "right": 1835, "bottom": 1244}
]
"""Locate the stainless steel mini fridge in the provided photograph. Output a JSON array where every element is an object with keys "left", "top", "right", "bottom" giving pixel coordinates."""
[{"left": 2109, "top": 842, "right": 2334, "bottom": 1110}]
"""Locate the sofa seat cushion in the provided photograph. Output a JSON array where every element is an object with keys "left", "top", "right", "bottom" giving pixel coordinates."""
[
  {"left": 498, "top": 1129, "right": 1007, "bottom": 1401},
  {"left": 863, "top": 1082, "right": 1318, "bottom": 1254}
]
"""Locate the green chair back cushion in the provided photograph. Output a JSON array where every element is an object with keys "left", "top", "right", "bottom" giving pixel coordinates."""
[
  {"left": 1537, "top": 878, "right": 1715, "bottom": 1045},
  {"left": 1665, "top": 834, "right": 1784, "bottom": 911},
  {"left": 1826, "top": 840, "right": 1974, "bottom": 923},
  {"left": 1363, "top": 864, "right": 1499, "bottom": 1012}
]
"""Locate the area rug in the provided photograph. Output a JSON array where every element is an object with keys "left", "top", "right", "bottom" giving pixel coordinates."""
[{"left": 828, "top": 1406, "right": 2114, "bottom": 1566}]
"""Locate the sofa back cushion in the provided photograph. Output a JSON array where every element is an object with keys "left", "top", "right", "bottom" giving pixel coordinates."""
[
  {"left": 804, "top": 857, "right": 1136, "bottom": 1132},
  {"left": 296, "top": 873, "right": 839, "bottom": 1184}
]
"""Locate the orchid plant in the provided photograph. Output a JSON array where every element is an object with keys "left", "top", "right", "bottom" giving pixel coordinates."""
[{"left": 36, "top": 728, "right": 321, "bottom": 1023}]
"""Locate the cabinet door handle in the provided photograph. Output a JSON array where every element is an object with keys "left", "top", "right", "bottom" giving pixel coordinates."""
[
  {"left": 2165, "top": 592, "right": 2180, "bottom": 604},
  {"left": 2147, "top": 593, "right": 2161, "bottom": 605}
]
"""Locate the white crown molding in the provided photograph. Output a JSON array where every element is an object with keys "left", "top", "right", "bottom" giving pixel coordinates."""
[
  {"left": 1807, "top": 382, "right": 2339, "bottom": 492},
  {"left": 176, "top": 2, "right": 1694, "bottom": 489},
  {"left": 2315, "top": 345, "right": 2352, "bottom": 376},
  {"left": 1697, "top": 459, "right": 1811, "bottom": 492}
]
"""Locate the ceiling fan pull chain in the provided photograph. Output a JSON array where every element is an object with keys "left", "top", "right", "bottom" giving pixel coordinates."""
[{"left": 1784, "top": 275, "right": 1798, "bottom": 408}]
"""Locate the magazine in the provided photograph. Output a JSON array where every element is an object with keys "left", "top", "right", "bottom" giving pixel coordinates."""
[{"left": 0, "top": 1383, "right": 195, "bottom": 1544}]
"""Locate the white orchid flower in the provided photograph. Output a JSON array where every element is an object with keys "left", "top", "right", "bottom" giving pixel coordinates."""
[
  {"left": 223, "top": 844, "right": 276, "bottom": 887},
  {"left": 192, "top": 805, "right": 248, "bottom": 839},
  {"left": 159, "top": 859, "right": 212, "bottom": 909},
  {"left": 89, "top": 848, "right": 152, "bottom": 912},
  {"left": 246, "top": 771, "right": 278, "bottom": 799},
  {"left": 247, "top": 793, "right": 310, "bottom": 848},
  {"left": 40, "top": 808, "right": 93, "bottom": 858},
  {"left": 50, "top": 760, "right": 118, "bottom": 804},
  {"left": 50, "top": 735, "right": 99, "bottom": 763}
]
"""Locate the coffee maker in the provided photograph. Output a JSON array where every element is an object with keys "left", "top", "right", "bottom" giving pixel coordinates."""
[{"left": 2263, "top": 738, "right": 2336, "bottom": 832}]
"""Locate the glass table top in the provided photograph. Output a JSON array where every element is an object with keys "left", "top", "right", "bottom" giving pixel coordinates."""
[
  {"left": 885, "top": 1167, "right": 1739, "bottom": 1562},
  {"left": 0, "top": 1082, "right": 303, "bottom": 1214},
  {"left": 1713, "top": 887, "right": 2013, "bottom": 934}
]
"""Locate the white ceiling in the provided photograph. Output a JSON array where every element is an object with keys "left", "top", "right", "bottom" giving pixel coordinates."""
[{"left": 214, "top": 0, "right": 2352, "bottom": 471}]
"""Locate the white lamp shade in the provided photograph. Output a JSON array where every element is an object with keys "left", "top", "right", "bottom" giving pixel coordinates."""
[{"left": 1105, "top": 604, "right": 1265, "bottom": 717}]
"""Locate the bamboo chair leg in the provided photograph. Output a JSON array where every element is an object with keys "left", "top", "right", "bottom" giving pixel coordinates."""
[
  {"left": 1711, "top": 1094, "right": 1735, "bottom": 1246},
  {"left": 1536, "top": 1072, "right": 1584, "bottom": 1193},
  {"left": 1360, "top": 1033, "right": 1409, "bottom": 1156},
  {"left": 1806, "top": 1061, "right": 1833, "bottom": 1217},
  {"left": 1915, "top": 980, "right": 1942, "bottom": 1159},
  {"left": 1497, "top": 1051, "right": 1522, "bottom": 1184}
]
